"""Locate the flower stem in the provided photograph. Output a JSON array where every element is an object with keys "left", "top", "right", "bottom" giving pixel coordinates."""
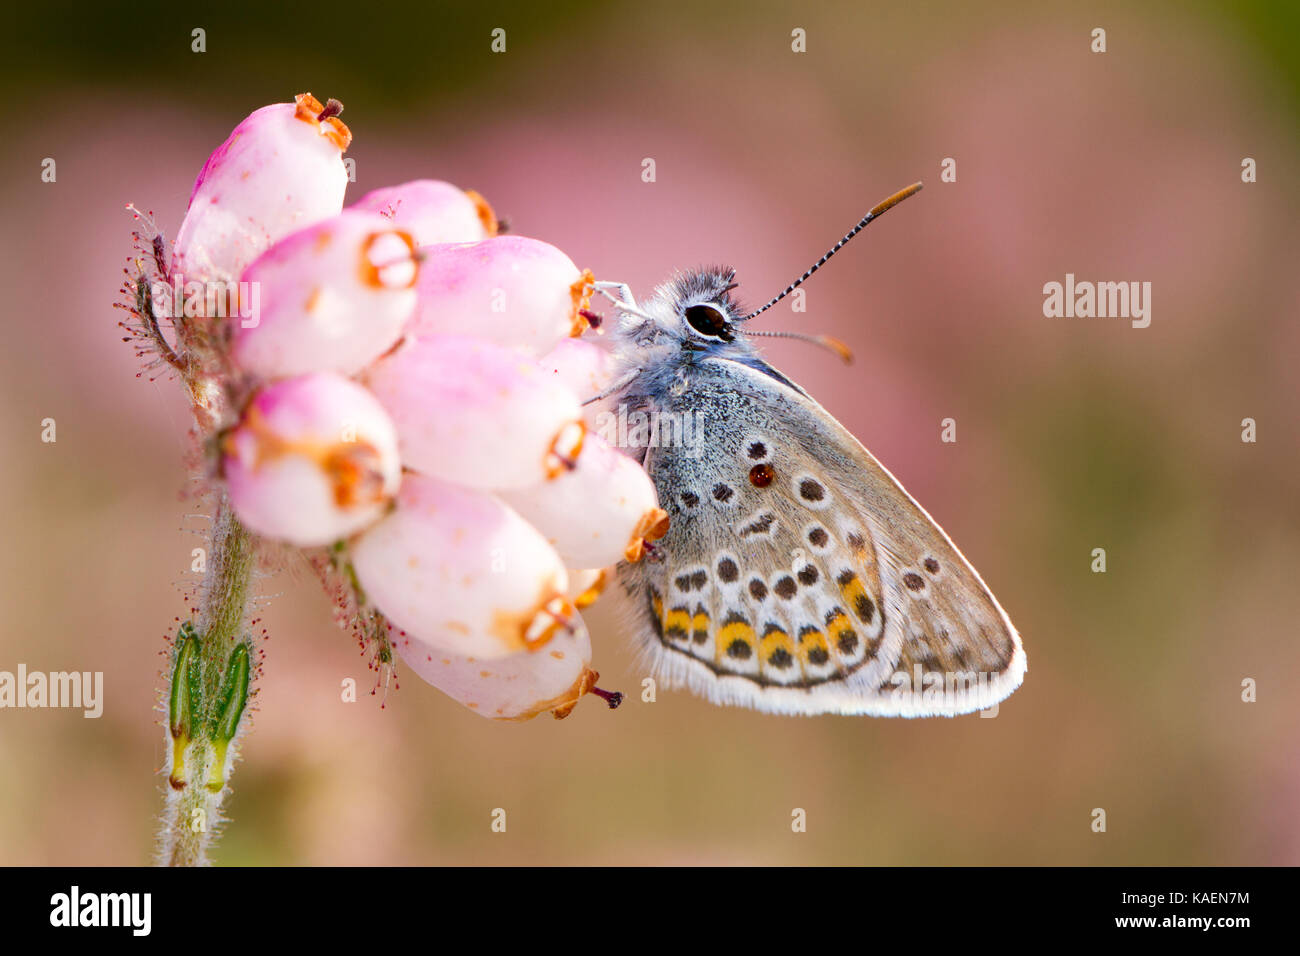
[
  {"left": 197, "top": 499, "right": 254, "bottom": 695},
  {"left": 160, "top": 494, "right": 255, "bottom": 867}
]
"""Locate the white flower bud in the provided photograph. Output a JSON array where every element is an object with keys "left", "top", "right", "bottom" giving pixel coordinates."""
[
  {"left": 565, "top": 568, "right": 609, "bottom": 609},
  {"left": 364, "top": 335, "right": 584, "bottom": 489},
  {"left": 352, "top": 179, "right": 497, "bottom": 245},
  {"left": 500, "top": 433, "right": 668, "bottom": 568},
  {"left": 409, "top": 236, "right": 594, "bottom": 355},
  {"left": 392, "top": 614, "right": 597, "bottom": 720},
  {"left": 174, "top": 93, "right": 350, "bottom": 282},
  {"left": 223, "top": 373, "right": 401, "bottom": 547},
  {"left": 232, "top": 210, "right": 417, "bottom": 379},
  {"left": 352, "top": 475, "right": 573, "bottom": 659},
  {"left": 539, "top": 337, "right": 617, "bottom": 429}
]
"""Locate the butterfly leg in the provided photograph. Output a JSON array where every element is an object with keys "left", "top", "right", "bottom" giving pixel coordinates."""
[
  {"left": 592, "top": 280, "right": 638, "bottom": 309},
  {"left": 580, "top": 283, "right": 648, "bottom": 404},
  {"left": 592, "top": 280, "right": 655, "bottom": 321},
  {"left": 581, "top": 367, "right": 640, "bottom": 406}
]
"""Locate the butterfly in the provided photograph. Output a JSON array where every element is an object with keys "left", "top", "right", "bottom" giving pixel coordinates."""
[{"left": 592, "top": 183, "right": 1025, "bottom": 717}]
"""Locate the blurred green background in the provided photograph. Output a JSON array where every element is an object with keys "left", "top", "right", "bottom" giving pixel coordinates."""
[{"left": 0, "top": 0, "right": 1297, "bottom": 864}]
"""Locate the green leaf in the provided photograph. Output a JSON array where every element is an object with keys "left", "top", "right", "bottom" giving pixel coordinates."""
[
  {"left": 168, "top": 622, "right": 200, "bottom": 742},
  {"left": 210, "top": 642, "right": 251, "bottom": 745}
]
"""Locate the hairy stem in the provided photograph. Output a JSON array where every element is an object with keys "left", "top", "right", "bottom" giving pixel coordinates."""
[
  {"left": 165, "top": 774, "right": 211, "bottom": 868},
  {"left": 197, "top": 500, "right": 254, "bottom": 697},
  {"left": 160, "top": 494, "right": 254, "bottom": 867}
]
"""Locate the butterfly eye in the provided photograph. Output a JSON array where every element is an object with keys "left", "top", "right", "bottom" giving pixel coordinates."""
[{"left": 683, "top": 304, "right": 732, "bottom": 340}]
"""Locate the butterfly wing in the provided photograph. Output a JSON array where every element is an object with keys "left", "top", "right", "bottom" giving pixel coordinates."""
[{"left": 615, "top": 355, "right": 1026, "bottom": 716}]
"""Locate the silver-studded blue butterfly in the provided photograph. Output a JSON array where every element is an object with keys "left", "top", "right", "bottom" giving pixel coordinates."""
[{"left": 593, "top": 183, "right": 1026, "bottom": 716}]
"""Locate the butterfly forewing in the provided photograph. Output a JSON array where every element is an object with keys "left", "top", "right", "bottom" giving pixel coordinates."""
[{"left": 617, "top": 356, "right": 1025, "bottom": 717}]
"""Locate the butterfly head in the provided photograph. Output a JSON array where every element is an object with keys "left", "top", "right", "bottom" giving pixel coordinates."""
[
  {"left": 604, "top": 266, "right": 762, "bottom": 376},
  {"left": 600, "top": 183, "right": 926, "bottom": 390},
  {"left": 625, "top": 266, "right": 747, "bottom": 345}
]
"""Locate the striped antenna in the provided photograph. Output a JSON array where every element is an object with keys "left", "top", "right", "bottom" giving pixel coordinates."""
[
  {"left": 743, "top": 181, "right": 923, "bottom": 321},
  {"left": 744, "top": 329, "right": 854, "bottom": 363}
]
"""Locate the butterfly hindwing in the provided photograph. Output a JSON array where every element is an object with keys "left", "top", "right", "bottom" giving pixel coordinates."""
[{"left": 616, "top": 356, "right": 1026, "bottom": 717}]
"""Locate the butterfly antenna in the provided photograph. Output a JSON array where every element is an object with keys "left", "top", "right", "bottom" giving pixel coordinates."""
[
  {"left": 743, "top": 181, "right": 923, "bottom": 321},
  {"left": 744, "top": 329, "right": 854, "bottom": 364}
]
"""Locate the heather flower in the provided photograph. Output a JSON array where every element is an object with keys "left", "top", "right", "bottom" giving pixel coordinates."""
[
  {"left": 351, "top": 475, "right": 574, "bottom": 660},
  {"left": 232, "top": 210, "right": 418, "bottom": 378},
  {"left": 565, "top": 567, "right": 609, "bottom": 609},
  {"left": 392, "top": 614, "right": 598, "bottom": 721},
  {"left": 123, "top": 92, "right": 663, "bottom": 864},
  {"left": 409, "top": 236, "right": 596, "bottom": 354},
  {"left": 539, "top": 337, "right": 616, "bottom": 427},
  {"left": 363, "top": 334, "right": 586, "bottom": 489},
  {"left": 222, "top": 373, "right": 401, "bottom": 547},
  {"left": 500, "top": 432, "right": 667, "bottom": 567},
  {"left": 539, "top": 336, "right": 615, "bottom": 395},
  {"left": 173, "top": 93, "right": 351, "bottom": 283},
  {"left": 352, "top": 179, "right": 499, "bottom": 245}
]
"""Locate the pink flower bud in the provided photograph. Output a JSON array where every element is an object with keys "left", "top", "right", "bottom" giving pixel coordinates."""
[
  {"left": 565, "top": 568, "right": 608, "bottom": 609},
  {"left": 174, "top": 93, "right": 351, "bottom": 282},
  {"left": 539, "top": 337, "right": 616, "bottom": 428},
  {"left": 352, "top": 179, "right": 498, "bottom": 245},
  {"left": 231, "top": 210, "right": 417, "bottom": 379},
  {"left": 364, "top": 335, "right": 584, "bottom": 489},
  {"left": 539, "top": 337, "right": 614, "bottom": 399},
  {"left": 352, "top": 475, "right": 573, "bottom": 660},
  {"left": 409, "top": 237, "right": 595, "bottom": 355},
  {"left": 392, "top": 614, "right": 598, "bottom": 720},
  {"left": 500, "top": 433, "right": 668, "bottom": 568},
  {"left": 223, "top": 373, "right": 400, "bottom": 547}
]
